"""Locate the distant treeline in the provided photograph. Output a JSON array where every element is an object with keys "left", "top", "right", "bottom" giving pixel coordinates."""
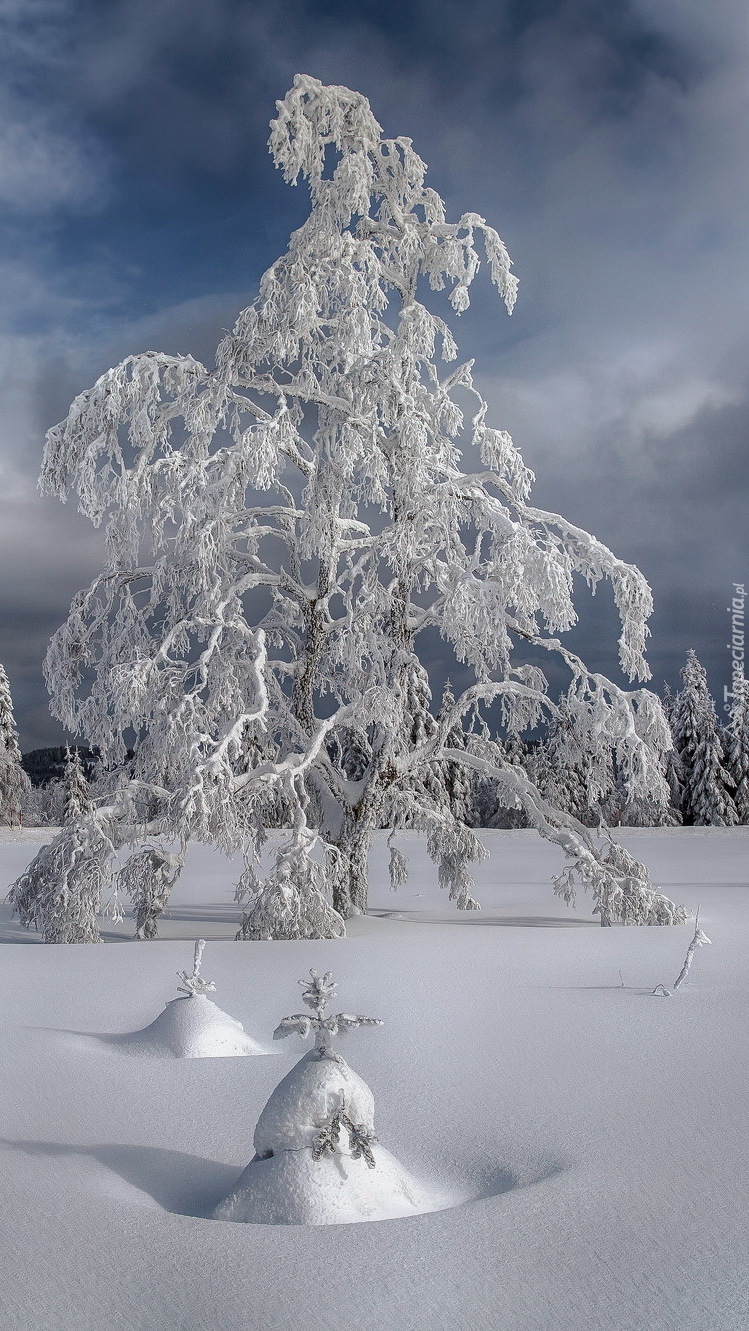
[{"left": 21, "top": 747, "right": 98, "bottom": 787}]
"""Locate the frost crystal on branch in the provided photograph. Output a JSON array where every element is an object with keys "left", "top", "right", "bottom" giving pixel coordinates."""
[{"left": 29, "top": 73, "right": 684, "bottom": 938}]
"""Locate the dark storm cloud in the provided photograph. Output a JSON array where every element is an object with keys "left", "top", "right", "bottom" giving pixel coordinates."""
[{"left": 1, "top": 0, "right": 747, "bottom": 745}]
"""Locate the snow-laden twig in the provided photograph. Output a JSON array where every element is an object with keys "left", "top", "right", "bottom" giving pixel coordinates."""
[
  {"left": 176, "top": 938, "right": 216, "bottom": 996},
  {"left": 654, "top": 908, "right": 711, "bottom": 996}
]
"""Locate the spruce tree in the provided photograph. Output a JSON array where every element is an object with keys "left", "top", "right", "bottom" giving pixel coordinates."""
[
  {"left": 0, "top": 664, "right": 29, "bottom": 825},
  {"left": 659, "top": 684, "right": 684, "bottom": 823},
  {"left": 541, "top": 695, "right": 616, "bottom": 826},
  {"left": 672, "top": 651, "right": 737, "bottom": 825},
  {"left": 436, "top": 680, "right": 474, "bottom": 825},
  {"left": 725, "top": 677, "right": 749, "bottom": 823},
  {"left": 62, "top": 746, "right": 93, "bottom": 822}
]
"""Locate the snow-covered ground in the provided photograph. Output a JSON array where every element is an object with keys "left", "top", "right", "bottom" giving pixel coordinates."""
[{"left": 1, "top": 827, "right": 747, "bottom": 1330}]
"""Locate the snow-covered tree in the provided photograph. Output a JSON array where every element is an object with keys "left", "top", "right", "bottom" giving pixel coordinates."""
[
  {"left": 436, "top": 679, "right": 475, "bottom": 825},
  {"left": 25, "top": 74, "right": 684, "bottom": 938},
  {"left": 19, "top": 777, "right": 66, "bottom": 827},
  {"left": 672, "top": 651, "right": 737, "bottom": 826},
  {"left": 7, "top": 780, "right": 166, "bottom": 942},
  {"left": 661, "top": 682, "right": 677, "bottom": 726},
  {"left": 724, "top": 676, "right": 749, "bottom": 823},
  {"left": 118, "top": 844, "right": 183, "bottom": 939},
  {"left": 541, "top": 697, "right": 598, "bottom": 823},
  {"left": 0, "top": 665, "right": 29, "bottom": 824},
  {"left": 62, "top": 745, "right": 92, "bottom": 822},
  {"left": 657, "top": 685, "right": 684, "bottom": 823},
  {"left": 7, "top": 812, "right": 115, "bottom": 942},
  {"left": 541, "top": 691, "right": 636, "bottom": 826},
  {"left": 273, "top": 967, "right": 383, "bottom": 1060}
]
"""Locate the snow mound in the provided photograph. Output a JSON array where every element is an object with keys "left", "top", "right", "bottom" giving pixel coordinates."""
[
  {"left": 113, "top": 994, "right": 267, "bottom": 1059},
  {"left": 212, "top": 1049, "right": 451, "bottom": 1224}
]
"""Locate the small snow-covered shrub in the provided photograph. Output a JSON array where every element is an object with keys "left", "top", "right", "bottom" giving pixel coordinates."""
[
  {"left": 212, "top": 969, "right": 446, "bottom": 1224},
  {"left": 115, "top": 940, "right": 265, "bottom": 1058}
]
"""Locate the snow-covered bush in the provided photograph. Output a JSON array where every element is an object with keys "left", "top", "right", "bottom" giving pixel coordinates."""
[
  {"left": 118, "top": 845, "right": 183, "bottom": 939},
  {"left": 7, "top": 782, "right": 164, "bottom": 942},
  {"left": 19, "top": 778, "right": 66, "bottom": 828},
  {"left": 29, "top": 74, "right": 682, "bottom": 937},
  {"left": 6, "top": 811, "right": 115, "bottom": 942},
  {"left": 116, "top": 939, "right": 265, "bottom": 1057}
]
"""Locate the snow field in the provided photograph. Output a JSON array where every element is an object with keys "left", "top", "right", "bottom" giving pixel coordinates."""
[{"left": 0, "top": 828, "right": 748, "bottom": 1328}]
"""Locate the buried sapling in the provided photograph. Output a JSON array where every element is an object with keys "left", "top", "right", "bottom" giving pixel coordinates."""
[
  {"left": 273, "top": 969, "right": 383, "bottom": 1063},
  {"left": 211, "top": 967, "right": 445, "bottom": 1222},
  {"left": 654, "top": 909, "right": 711, "bottom": 996}
]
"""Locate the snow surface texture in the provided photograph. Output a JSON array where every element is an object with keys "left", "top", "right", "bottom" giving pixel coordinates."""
[
  {"left": 1, "top": 829, "right": 748, "bottom": 1330},
  {"left": 213, "top": 1049, "right": 449, "bottom": 1224}
]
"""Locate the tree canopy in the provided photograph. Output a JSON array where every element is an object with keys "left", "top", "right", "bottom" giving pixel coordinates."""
[{"left": 17, "top": 75, "right": 685, "bottom": 939}]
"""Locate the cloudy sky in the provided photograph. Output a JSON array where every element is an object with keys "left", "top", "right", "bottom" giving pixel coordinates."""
[{"left": 1, "top": 0, "right": 747, "bottom": 749}]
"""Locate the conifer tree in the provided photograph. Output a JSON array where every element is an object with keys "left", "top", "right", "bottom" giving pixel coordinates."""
[
  {"left": 724, "top": 676, "right": 749, "bottom": 823},
  {"left": 672, "top": 651, "right": 737, "bottom": 826},
  {"left": 0, "top": 664, "right": 29, "bottom": 825},
  {"left": 541, "top": 694, "right": 621, "bottom": 826},
  {"left": 661, "top": 682, "right": 676, "bottom": 725},
  {"left": 62, "top": 746, "right": 93, "bottom": 823},
  {"left": 659, "top": 684, "right": 684, "bottom": 823},
  {"left": 436, "top": 680, "right": 474, "bottom": 825},
  {"left": 19, "top": 75, "right": 684, "bottom": 938}
]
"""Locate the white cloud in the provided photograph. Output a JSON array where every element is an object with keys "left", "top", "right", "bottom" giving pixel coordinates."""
[{"left": 0, "top": 110, "right": 104, "bottom": 212}]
